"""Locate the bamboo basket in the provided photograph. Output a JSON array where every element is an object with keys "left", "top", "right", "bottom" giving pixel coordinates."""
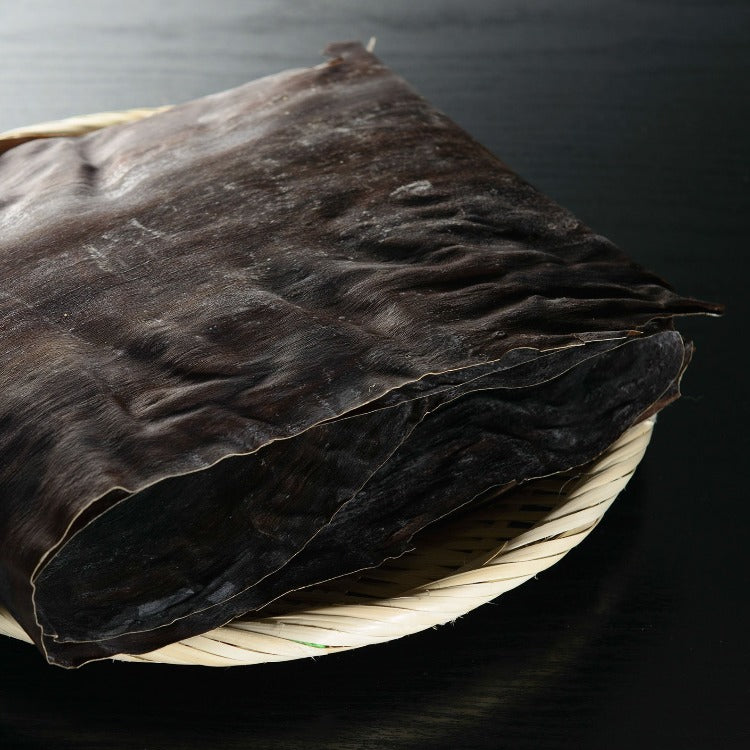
[{"left": 0, "top": 110, "right": 656, "bottom": 666}]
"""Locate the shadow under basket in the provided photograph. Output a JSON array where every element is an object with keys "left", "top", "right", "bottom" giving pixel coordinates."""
[{"left": 0, "top": 111, "right": 655, "bottom": 666}]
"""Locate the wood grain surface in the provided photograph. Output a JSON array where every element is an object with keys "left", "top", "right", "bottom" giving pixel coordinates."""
[{"left": 0, "top": 1, "right": 746, "bottom": 748}]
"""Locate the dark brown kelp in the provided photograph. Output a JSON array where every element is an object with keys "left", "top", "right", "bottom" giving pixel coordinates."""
[{"left": 0, "top": 42, "right": 720, "bottom": 667}]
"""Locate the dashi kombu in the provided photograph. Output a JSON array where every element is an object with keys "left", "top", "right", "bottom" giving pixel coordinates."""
[{"left": 0, "top": 42, "right": 720, "bottom": 666}]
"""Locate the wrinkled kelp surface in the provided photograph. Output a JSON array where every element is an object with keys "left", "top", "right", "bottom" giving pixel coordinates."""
[{"left": 0, "top": 42, "right": 720, "bottom": 666}]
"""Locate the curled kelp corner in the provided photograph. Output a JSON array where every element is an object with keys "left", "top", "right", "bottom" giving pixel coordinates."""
[{"left": 0, "top": 41, "right": 721, "bottom": 667}]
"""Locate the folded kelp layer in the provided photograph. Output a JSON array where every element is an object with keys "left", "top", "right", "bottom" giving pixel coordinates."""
[{"left": 0, "top": 42, "right": 720, "bottom": 667}]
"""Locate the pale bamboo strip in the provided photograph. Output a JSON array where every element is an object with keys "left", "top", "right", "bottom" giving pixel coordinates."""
[{"left": 0, "top": 107, "right": 170, "bottom": 154}]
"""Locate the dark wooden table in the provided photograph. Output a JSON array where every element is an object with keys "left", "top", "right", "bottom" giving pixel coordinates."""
[{"left": 0, "top": 1, "right": 747, "bottom": 748}]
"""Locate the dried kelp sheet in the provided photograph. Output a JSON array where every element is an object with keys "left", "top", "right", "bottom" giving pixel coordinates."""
[{"left": 0, "top": 42, "right": 719, "bottom": 666}]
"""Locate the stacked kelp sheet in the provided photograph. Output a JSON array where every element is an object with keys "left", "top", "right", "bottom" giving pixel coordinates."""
[{"left": 0, "top": 42, "right": 720, "bottom": 666}]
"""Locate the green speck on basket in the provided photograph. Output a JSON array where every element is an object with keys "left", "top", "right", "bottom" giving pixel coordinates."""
[{"left": 292, "top": 639, "right": 328, "bottom": 649}]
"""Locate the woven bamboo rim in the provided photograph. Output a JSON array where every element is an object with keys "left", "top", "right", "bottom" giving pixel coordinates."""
[
  {"left": 0, "top": 107, "right": 171, "bottom": 155},
  {"left": 0, "top": 110, "right": 656, "bottom": 665}
]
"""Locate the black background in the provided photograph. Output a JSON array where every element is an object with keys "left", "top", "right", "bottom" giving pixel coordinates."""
[{"left": 0, "top": 1, "right": 747, "bottom": 748}]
